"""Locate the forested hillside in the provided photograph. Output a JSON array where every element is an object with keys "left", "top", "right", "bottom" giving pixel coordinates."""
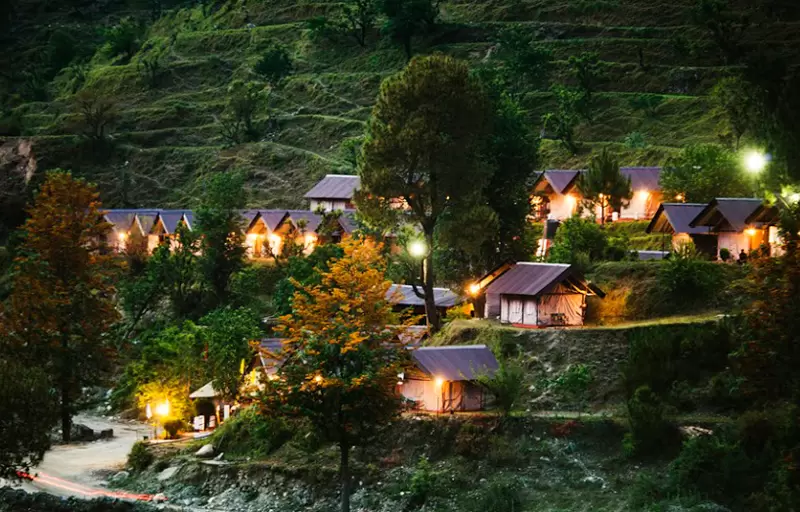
[{"left": 1, "top": 0, "right": 797, "bottom": 217}]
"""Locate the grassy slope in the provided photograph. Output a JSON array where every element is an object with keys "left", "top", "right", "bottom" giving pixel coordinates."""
[{"left": 4, "top": 0, "right": 798, "bottom": 208}]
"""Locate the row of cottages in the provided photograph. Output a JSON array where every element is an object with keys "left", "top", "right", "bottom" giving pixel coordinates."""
[
  {"left": 531, "top": 167, "right": 662, "bottom": 221},
  {"left": 646, "top": 198, "right": 781, "bottom": 259},
  {"left": 477, "top": 262, "right": 605, "bottom": 327},
  {"left": 103, "top": 208, "right": 356, "bottom": 257}
]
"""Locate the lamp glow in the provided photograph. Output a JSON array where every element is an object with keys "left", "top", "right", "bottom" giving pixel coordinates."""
[
  {"left": 145, "top": 403, "right": 152, "bottom": 420},
  {"left": 791, "top": 193, "right": 800, "bottom": 203},
  {"left": 314, "top": 375, "right": 323, "bottom": 383},
  {"left": 435, "top": 377, "right": 444, "bottom": 388},
  {"left": 408, "top": 240, "right": 427, "bottom": 258},
  {"left": 155, "top": 400, "right": 170, "bottom": 418},
  {"left": 118, "top": 232, "right": 128, "bottom": 242},
  {"left": 469, "top": 283, "right": 481, "bottom": 296},
  {"left": 638, "top": 190, "right": 650, "bottom": 200},
  {"left": 675, "top": 193, "right": 684, "bottom": 202},
  {"left": 744, "top": 151, "right": 768, "bottom": 173},
  {"left": 745, "top": 228, "right": 757, "bottom": 237}
]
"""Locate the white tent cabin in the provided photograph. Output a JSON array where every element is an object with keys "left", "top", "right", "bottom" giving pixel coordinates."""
[
  {"left": 399, "top": 345, "right": 499, "bottom": 412},
  {"left": 483, "top": 263, "right": 605, "bottom": 327}
]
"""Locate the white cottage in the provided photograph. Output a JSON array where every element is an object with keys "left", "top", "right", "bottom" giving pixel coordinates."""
[
  {"left": 304, "top": 174, "right": 360, "bottom": 212},
  {"left": 483, "top": 263, "right": 604, "bottom": 327}
]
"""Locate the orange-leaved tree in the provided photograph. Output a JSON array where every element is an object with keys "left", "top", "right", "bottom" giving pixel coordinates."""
[
  {"left": 263, "top": 237, "right": 412, "bottom": 512},
  {"left": 0, "top": 170, "right": 121, "bottom": 442}
]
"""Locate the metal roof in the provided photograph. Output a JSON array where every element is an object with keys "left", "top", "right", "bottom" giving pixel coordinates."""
[
  {"left": 637, "top": 250, "right": 670, "bottom": 261},
  {"left": 542, "top": 170, "right": 583, "bottom": 195},
  {"left": 104, "top": 209, "right": 161, "bottom": 234},
  {"left": 484, "top": 262, "right": 603, "bottom": 298},
  {"left": 620, "top": 167, "right": 661, "bottom": 191},
  {"left": 304, "top": 174, "right": 360, "bottom": 200},
  {"left": 284, "top": 210, "right": 323, "bottom": 233},
  {"left": 154, "top": 210, "right": 192, "bottom": 234},
  {"left": 689, "top": 198, "right": 764, "bottom": 232},
  {"left": 387, "top": 284, "right": 462, "bottom": 308},
  {"left": 646, "top": 203, "right": 710, "bottom": 235},
  {"left": 412, "top": 345, "right": 499, "bottom": 381}
]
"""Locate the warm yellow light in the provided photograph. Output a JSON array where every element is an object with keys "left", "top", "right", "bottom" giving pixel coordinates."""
[
  {"left": 469, "top": 283, "right": 481, "bottom": 296},
  {"left": 791, "top": 193, "right": 800, "bottom": 203},
  {"left": 638, "top": 190, "right": 650, "bottom": 200},
  {"left": 145, "top": 403, "right": 152, "bottom": 420},
  {"left": 675, "top": 193, "right": 684, "bottom": 202},
  {"left": 267, "top": 373, "right": 278, "bottom": 381},
  {"left": 408, "top": 240, "right": 427, "bottom": 258},
  {"left": 745, "top": 228, "right": 757, "bottom": 236},
  {"left": 268, "top": 233, "right": 282, "bottom": 254},
  {"left": 118, "top": 232, "right": 128, "bottom": 242},
  {"left": 314, "top": 375, "right": 323, "bottom": 383},
  {"left": 155, "top": 400, "right": 170, "bottom": 418},
  {"left": 435, "top": 377, "right": 444, "bottom": 388},
  {"left": 304, "top": 233, "right": 317, "bottom": 251},
  {"left": 744, "top": 151, "right": 768, "bottom": 173}
]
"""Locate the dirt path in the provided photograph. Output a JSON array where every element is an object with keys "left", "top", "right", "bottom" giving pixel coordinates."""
[{"left": 17, "top": 414, "right": 153, "bottom": 499}]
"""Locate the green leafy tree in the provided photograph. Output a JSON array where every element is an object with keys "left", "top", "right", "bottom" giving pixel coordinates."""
[
  {"left": 568, "top": 51, "right": 606, "bottom": 118},
  {"left": 219, "top": 80, "right": 268, "bottom": 144},
  {"left": 264, "top": 238, "right": 409, "bottom": 512},
  {"left": 103, "top": 17, "right": 143, "bottom": 63},
  {"left": 660, "top": 143, "right": 751, "bottom": 202},
  {"left": 341, "top": 0, "right": 378, "bottom": 46},
  {"left": 254, "top": 43, "right": 293, "bottom": 85},
  {"left": 579, "top": 149, "right": 633, "bottom": 224},
  {"left": 0, "top": 357, "right": 57, "bottom": 479},
  {"left": 164, "top": 225, "right": 204, "bottom": 319},
  {"left": 73, "top": 89, "right": 118, "bottom": 141},
  {"left": 477, "top": 361, "right": 525, "bottom": 417},
  {"left": 358, "top": 55, "right": 493, "bottom": 331},
  {"left": 548, "top": 215, "right": 608, "bottom": 269},
  {"left": 272, "top": 243, "right": 345, "bottom": 315},
  {"left": 496, "top": 26, "right": 554, "bottom": 91},
  {"left": 711, "top": 76, "right": 755, "bottom": 149},
  {"left": 195, "top": 172, "right": 247, "bottom": 308},
  {"left": 0, "top": 171, "right": 120, "bottom": 442},
  {"left": 202, "top": 307, "right": 262, "bottom": 400},
  {"left": 380, "top": 0, "right": 438, "bottom": 59},
  {"left": 542, "top": 85, "right": 582, "bottom": 154},
  {"left": 691, "top": 0, "right": 749, "bottom": 64}
]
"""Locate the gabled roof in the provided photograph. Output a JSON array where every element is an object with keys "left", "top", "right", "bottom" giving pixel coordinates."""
[
  {"left": 154, "top": 210, "right": 192, "bottom": 234},
  {"left": 339, "top": 211, "right": 359, "bottom": 234},
  {"left": 284, "top": 210, "right": 323, "bottom": 233},
  {"left": 304, "top": 174, "right": 360, "bottom": 200},
  {"left": 256, "top": 210, "right": 290, "bottom": 233},
  {"left": 620, "top": 167, "right": 661, "bottom": 191},
  {"left": 646, "top": 203, "right": 710, "bottom": 235},
  {"left": 387, "top": 284, "right": 462, "bottom": 308},
  {"left": 484, "top": 262, "right": 604, "bottom": 298},
  {"left": 536, "top": 170, "right": 584, "bottom": 195},
  {"left": 103, "top": 209, "right": 150, "bottom": 234},
  {"left": 689, "top": 198, "right": 764, "bottom": 232},
  {"left": 133, "top": 211, "right": 160, "bottom": 236},
  {"left": 412, "top": 345, "right": 498, "bottom": 381},
  {"left": 745, "top": 204, "right": 780, "bottom": 226},
  {"left": 189, "top": 381, "right": 218, "bottom": 399}
]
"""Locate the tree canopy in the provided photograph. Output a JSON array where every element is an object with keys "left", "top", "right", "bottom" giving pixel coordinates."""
[
  {"left": 579, "top": 149, "right": 632, "bottom": 224},
  {"left": 660, "top": 143, "right": 751, "bottom": 203}
]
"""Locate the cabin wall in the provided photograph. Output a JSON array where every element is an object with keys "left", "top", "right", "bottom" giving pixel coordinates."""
[
  {"left": 548, "top": 194, "right": 578, "bottom": 220},
  {"left": 620, "top": 191, "right": 660, "bottom": 220},
  {"left": 310, "top": 199, "right": 349, "bottom": 212},
  {"left": 537, "top": 285, "right": 585, "bottom": 326},
  {"left": 400, "top": 378, "right": 441, "bottom": 411},
  {"left": 717, "top": 232, "right": 751, "bottom": 258},
  {"left": 400, "top": 379, "right": 485, "bottom": 412}
]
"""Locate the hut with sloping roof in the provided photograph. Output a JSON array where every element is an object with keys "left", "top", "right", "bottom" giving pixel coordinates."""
[
  {"left": 619, "top": 167, "right": 662, "bottom": 220},
  {"left": 400, "top": 345, "right": 498, "bottom": 412},
  {"left": 387, "top": 284, "right": 464, "bottom": 324},
  {"left": 148, "top": 210, "right": 192, "bottom": 253},
  {"left": 646, "top": 203, "right": 717, "bottom": 257},
  {"left": 304, "top": 174, "right": 360, "bottom": 212},
  {"left": 689, "top": 198, "right": 776, "bottom": 259},
  {"left": 244, "top": 210, "right": 289, "bottom": 258},
  {"left": 483, "top": 263, "right": 604, "bottom": 327}
]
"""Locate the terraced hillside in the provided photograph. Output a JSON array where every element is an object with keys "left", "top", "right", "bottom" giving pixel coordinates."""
[{"left": 1, "top": 0, "right": 796, "bottom": 209}]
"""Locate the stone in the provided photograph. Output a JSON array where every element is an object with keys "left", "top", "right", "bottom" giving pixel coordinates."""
[
  {"left": 196, "top": 444, "right": 215, "bottom": 458},
  {"left": 214, "top": 452, "right": 224, "bottom": 461},
  {"left": 152, "top": 493, "right": 167, "bottom": 503},
  {"left": 70, "top": 424, "right": 95, "bottom": 442},
  {"left": 98, "top": 428, "right": 114, "bottom": 440},
  {"left": 157, "top": 466, "right": 180, "bottom": 481},
  {"left": 108, "top": 471, "right": 130, "bottom": 484}
]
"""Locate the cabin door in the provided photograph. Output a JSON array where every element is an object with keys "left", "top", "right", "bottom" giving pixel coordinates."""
[
  {"left": 508, "top": 298, "right": 524, "bottom": 324},
  {"left": 523, "top": 299, "right": 537, "bottom": 326}
]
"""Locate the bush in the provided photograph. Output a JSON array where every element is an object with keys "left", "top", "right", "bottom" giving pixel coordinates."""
[
  {"left": 162, "top": 419, "right": 184, "bottom": 439},
  {"left": 103, "top": 18, "right": 143, "bottom": 63},
  {"left": 254, "top": 43, "right": 293, "bottom": 85},
  {"left": 127, "top": 441, "right": 154, "bottom": 472},
  {"left": 548, "top": 215, "right": 608, "bottom": 271},
  {"left": 454, "top": 421, "right": 490, "bottom": 458},
  {"left": 658, "top": 244, "right": 724, "bottom": 311},
  {"left": 719, "top": 247, "right": 731, "bottom": 261},
  {"left": 624, "top": 386, "right": 672, "bottom": 456},
  {"left": 406, "top": 456, "right": 439, "bottom": 507},
  {"left": 211, "top": 407, "right": 291, "bottom": 458},
  {"left": 477, "top": 361, "right": 525, "bottom": 416},
  {"left": 470, "top": 476, "right": 525, "bottom": 512}
]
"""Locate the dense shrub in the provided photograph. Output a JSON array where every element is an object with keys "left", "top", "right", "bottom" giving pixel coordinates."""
[
  {"left": 162, "top": 419, "right": 184, "bottom": 439},
  {"left": 657, "top": 245, "right": 725, "bottom": 311},
  {"left": 477, "top": 361, "right": 525, "bottom": 416},
  {"left": 549, "top": 216, "right": 608, "bottom": 270},
  {"left": 469, "top": 476, "right": 525, "bottom": 512},
  {"left": 254, "top": 43, "right": 293, "bottom": 85},
  {"left": 623, "top": 386, "right": 673, "bottom": 456},
  {"left": 103, "top": 18, "right": 143, "bottom": 63},
  {"left": 211, "top": 407, "right": 291, "bottom": 458},
  {"left": 127, "top": 441, "right": 154, "bottom": 472},
  {"left": 406, "top": 456, "right": 441, "bottom": 508}
]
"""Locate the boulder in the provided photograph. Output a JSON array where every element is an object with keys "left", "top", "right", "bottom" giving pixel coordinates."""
[
  {"left": 157, "top": 466, "right": 180, "bottom": 481},
  {"left": 195, "top": 444, "right": 215, "bottom": 458},
  {"left": 70, "top": 424, "right": 95, "bottom": 442},
  {"left": 108, "top": 471, "right": 130, "bottom": 484},
  {"left": 98, "top": 428, "right": 114, "bottom": 440}
]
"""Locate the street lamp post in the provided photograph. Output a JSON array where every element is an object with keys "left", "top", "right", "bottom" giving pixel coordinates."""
[{"left": 407, "top": 239, "right": 432, "bottom": 326}]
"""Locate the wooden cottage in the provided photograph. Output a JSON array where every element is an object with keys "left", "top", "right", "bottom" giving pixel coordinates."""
[
  {"left": 147, "top": 210, "right": 192, "bottom": 253},
  {"left": 102, "top": 209, "right": 159, "bottom": 253},
  {"left": 304, "top": 174, "right": 360, "bottom": 212},
  {"left": 400, "top": 345, "right": 498, "bottom": 412},
  {"left": 646, "top": 203, "right": 718, "bottom": 258},
  {"left": 483, "top": 263, "right": 604, "bottom": 327},
  {"left": 689, "top": 198, "right": 779, "bottom": 259}
]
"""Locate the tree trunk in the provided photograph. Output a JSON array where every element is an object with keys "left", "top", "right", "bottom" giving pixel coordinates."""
[
  {"left": 340, "top": 441, "right": 351, "bottom": 512},
  {"left": 61, "top": 333, "right": 72, "bottom": 443},
  {"left": 423, "top": 232, "right": 441, "bottom": 333}
]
